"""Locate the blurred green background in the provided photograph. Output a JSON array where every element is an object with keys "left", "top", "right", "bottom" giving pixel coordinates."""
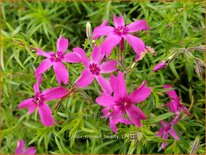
[{"left": 1, "top": 1, "right": 205, "bottom": 154}]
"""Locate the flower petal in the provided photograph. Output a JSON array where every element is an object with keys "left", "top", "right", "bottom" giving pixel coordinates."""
[
  {"left": 24, "top": 147, "right": 36, "bottom": 155},
  {"left": 36, "top": 48, "right": 50, "bottom": 57},
  {"left": 128, "top": 80, "right": 151, "bottom": 104},
  {"left": 18, "top": 98, "right": 37, "bottom": 114},
  {"left": 53, "top": 62, "right": 69, "bottom": 85},
  {"left": 96, "top": 93, "right": 116, "bottom": 107},
  {"left": 57, "top": 36, "right": 68, "bottom": 53},
  {"left": 163, "top": 84, "right": 179, "bottom": 99},
  {"left": 110, "top": 71, "right": 127, "bottom": 98},
  {"left": 167, "top": 100, "right": 179, "bottom": 113},
  {"left": 41, "top": 87, "right": 68, "bottom": 101},
  {"left": 101, "top": 20, "right": 108, "bottom": 26},
  {"left": 119, "top": 118, "right": 131, "bottom": 125},
  {"left": 96, "top": 75, "right": 113, "bottom": 95},
  {"left": 100, "top": 60, "right": 117, "bottom": 73},
  {"left": 73, "top": 47, "right": 89, "bottom": 67},
  {"left": 101, "top": 35, "right": 121, "bottom": 57},
  {"left": 102, "top": 107, "right": 111, "bottom": 118},
  {"left": 169, "top": 127, "right": 179, "bottom": 140},
  {"left": 109, "top": 107, "right": 124, "bottom": 133},
  {"left": 171, "top": 114, "right": 180, "bottom": 125},
  {"left": 162, "top": 132, "right": 168, "bottom": 140},
  {"left": 126, "top": 20, "right": 150, "bottom": 32},
  {"left": 161, "top": 142, "right": 167, "bottom": 150},
  {"left": 33, "top": 75, "right": 43, "bottom": 94},
  {"left": 125, "top": 105, "right": 146, "bottom": 127},
  {"left": 181, "top": 105, "right": 191, "bottom": 115},
  {"left": 161, "top": 133, "right": 168, "bottom": 149},
  {"left": 63, "top": 52, "right": 82, "bottom": 63},
  {"left": 92, "top": 26, "right": 114, "bottom": 39},
  {"left": 91, "top": 45, "right": 104, "bottom": 64},
  {"left": 38, "top": 103, "right": 54, "bottom": 126},
  {"left": 76, "top": 70, "right": 94, "bottom": 87},
  {"left": 156, "top": 127, "right": 165, "bottom": 137},
  {"left": 123, "top": 34, "right": 145, "bottom": 54},
  {"left": 160, "top": 121, "right": 168, "bottom": 127},
  {"left": 15, "top": 140, "right": 25, "bottom": 154},
  {"left": 35, "top": 58, "right": 53, "bottom": 77},
  {"left": 109, "top": 118, "right": 118, "bottom": 133},
  {"left": 113, "top": 15, "right": 125, "bottom": 28}
]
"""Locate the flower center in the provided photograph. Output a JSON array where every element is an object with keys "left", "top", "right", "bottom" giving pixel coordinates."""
[
  {"left": 108, "top": 108, "right": 113, "bottom": 113},
  {"left": 50, "top": 51, "right": 64, "bottom": 62},
  {"left": 179, "top": 101, "right": 183, "bottom": 105},
  {"left": 124, "top": 102, "right": 128, "bottom": 106},
  {"left": 114, "top": 26, "right": 128, "bottom": 36},
  {"left": 33, "top": 95, "right": 44, "bottom": 106},
  {"left": 165, "top": 124, "right": 171, "bottom": 132},
  {"left": 89, "top": 63, "right": 101, "bottom": 75},
  {"left": 116, "top": 98, "right": 131, "bottom": 109}
]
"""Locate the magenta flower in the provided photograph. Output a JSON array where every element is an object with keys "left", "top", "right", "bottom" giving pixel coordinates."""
[
  {"left": 156, "top": 121, "right": 179, "bottom": 149},
  {"left": 15, "top": 140, "right": 36, "bottom": 155},
  {"left": 163, "top": 84, "right": 190, "bottom": 115},
  {"left": 153, "top": 61, "right": 167, "bottom": 72},
  {"left": 93, "top": 15, "right": 150, "bottom": 57},
  {"left": 96, "top": 71, "right": 151, "bottom": 133},
  {"left": 35, "top": 36, "right": 81, "bottom": 85},
  {"left": 75, "top": 45, "right": 117, "bottom": 95},
  {"left": 18, "top": 76, "right": 68, "bottom": 126}
]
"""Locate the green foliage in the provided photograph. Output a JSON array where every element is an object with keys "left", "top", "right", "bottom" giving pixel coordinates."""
[{"left": 1, "top": 1, "right": 205, "bottom": 154}]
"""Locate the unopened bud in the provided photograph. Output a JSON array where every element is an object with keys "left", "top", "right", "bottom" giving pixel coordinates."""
[
  {"left": 189, "top": 136, "right": 200, "bottom": 154},
  {"left": 153, "top": 61, "right": 167, "bottom": 72},
  {"left": 168, "top": 52, "right": 176, "bottom": 60},
  {"left": 145, "top": 46, "right": 157, "bottom": 56},
  {"left": 86, "top": 21, "right": 92, "bottom": 39},
  {"left": 119, "top": 38, "right": 124, "bottom": 51},
  {"left": 134, "top": 51, "right": 147, "bottom": 63},
  {"left": 137, "top": 131, "right": 143, "bottom": 141},
  {"left": 195, "top": 60, "right": 204, "bottom": 79},
  {"left": 131, "top": 62, "right": 136, "bottom": 69}
]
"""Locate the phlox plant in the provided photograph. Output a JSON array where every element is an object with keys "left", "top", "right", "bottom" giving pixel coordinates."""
[
  {"left": 16, "top": 15, "right": 191, "bottom": 154},
  {"left": 1, "top": 1, "right": 205, "bottom": 154}
]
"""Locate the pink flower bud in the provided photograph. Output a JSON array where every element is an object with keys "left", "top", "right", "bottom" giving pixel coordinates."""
[{"left": 153, "top": 61, "right": 167, "bottom": 71}]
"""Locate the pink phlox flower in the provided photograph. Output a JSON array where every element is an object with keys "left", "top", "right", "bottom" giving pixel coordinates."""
[
  {"left": 35, "top": 36, "right": 82, "bottom": 85},
  {"left": 96, "top": 71, "right": 151, "bottom": 133},
  {"left": 156, "top": 120, "right": 179, "bottom": 149},
  {"left": 93, "top": 15, "right": 150, "bottom": 57},
  {"left": 75, "top": 45, "right": 117, "bottom": 95},
  {"left": 18, "top": 76, "right": 68, "bottom": 126},
  {"left": 15, "top": 140, "right": 36, "bottom": 155},
  {"left": 153, "top": 61, "right": 167, "bottom": 72},
  {"left": 163, "top": 84, "right": 191, "bottom": 115}
]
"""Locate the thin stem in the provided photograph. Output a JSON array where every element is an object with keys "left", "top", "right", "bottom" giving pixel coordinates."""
[
  {"left": 117, "top": 60, "right": 125, "bottom": 71},
  {"left": 79, "top": 90, "right": 95, "bottom": 105}
]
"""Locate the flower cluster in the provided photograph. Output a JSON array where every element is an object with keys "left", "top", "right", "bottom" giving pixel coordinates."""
[
  {"left": 16, "top": 15, "right": 190, "bottom": 153},
  {"left": 96, "top": 72, "right": 151, "bottom": 133},
  {"left": 156, "top": 84, "right": 190, "bottom": 149}
]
